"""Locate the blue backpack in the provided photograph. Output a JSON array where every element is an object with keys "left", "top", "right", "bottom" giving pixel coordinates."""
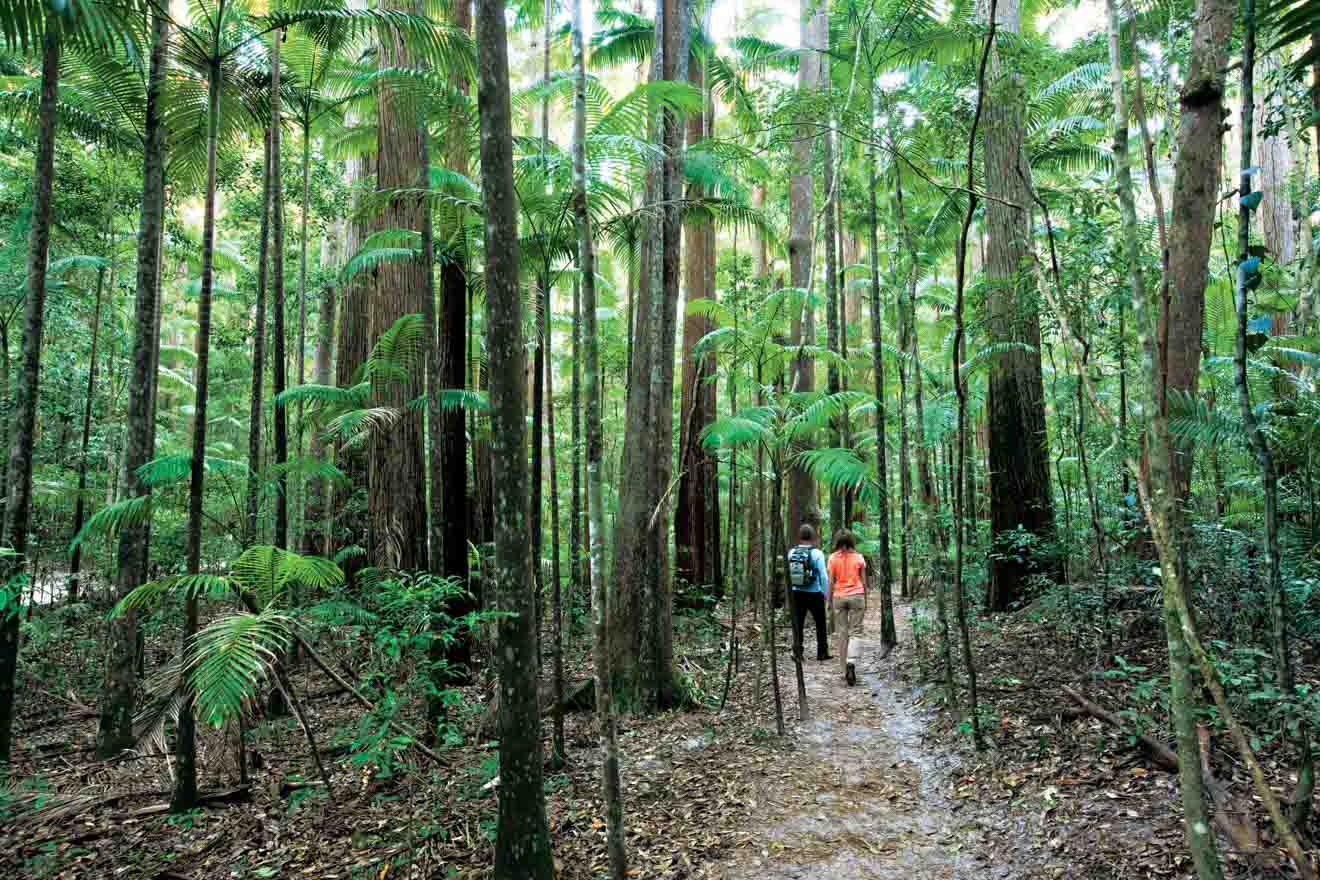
[{"left": 787, "top": 546, "right": 816, "bottom": 590}]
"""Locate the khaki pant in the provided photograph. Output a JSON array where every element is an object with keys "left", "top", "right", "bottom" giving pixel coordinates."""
[{"left": 833, "top": 594, "right": 865, "bottom": 675}]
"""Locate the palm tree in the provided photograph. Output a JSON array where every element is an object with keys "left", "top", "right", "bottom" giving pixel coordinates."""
[{"left": 0, "top": 0, "right": 141, "bottom": 766}]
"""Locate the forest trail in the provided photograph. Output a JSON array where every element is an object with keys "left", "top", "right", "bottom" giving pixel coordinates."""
[{"left": 716, "top": 602, "right": 1009, "bottom": 880}]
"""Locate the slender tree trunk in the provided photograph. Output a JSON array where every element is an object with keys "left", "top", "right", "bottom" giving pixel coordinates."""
[
  {"left": 547, "top": 280, "right": 567, "bottom": 765},
  {"left": 431, "top": 0, "right": 473, "bottom": 713},
  {"left": 272, "top": 31, "right": 289, "bottom": 552},
  {"left": 1231, "top": 3, "right": 1314, "bottom": 831},
  {"left": 867, "top": 103, "right": 895, "bottom": 651},
  {"left": 952, "top": 6, "right": 996, "bottom": 748},
  {"left": 245, "top": 132, "right": 273, "bottom": 549},
  {"left": 476, "top": 0, "right": 554, "bottom": 869},
  {"left": 68, "top": 262, "right": 106, "bottom": 601},
  {"left": 174, "top": 46, "right": 224, "bottom": 813},
  {"left": 0, "top": 25, "right": 59, "bottom": 764},
  {"left": 297, "top": 121, "right": 311, "bottom": 549},
  {"left": 824, "top": 98, "right": 843, "bottom": 538},
  {"left": 267, "top": 30, "right": 291, "bottom": 719},
  {"left": 571, "top": 273, "right": 583, "bottom": 625},
  {"left": 304, "top": 224, "right": 338, "bottom": 556},
  {"left": 572, "top": 5, "right": 625, "bottom": 872}
]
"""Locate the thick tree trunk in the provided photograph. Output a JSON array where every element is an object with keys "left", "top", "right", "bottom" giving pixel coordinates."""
[
  {"left": 1103, "top": 0, "right": 1222, "bottom": 873},
  {"left": 366, "top": 5, "right": 429, "bottom": 571},
  {"left": 675, "top": 59, "right": 720, "bottom": 600},
  {"left": 475, "top": 0, "right": 554, "bottom": 870},
  {"left": 1165, "top": 0, "right": 1234, "bottom": 499},
  {"left": 334, "top": 116, "right": 372, "bottom": 570},
  {"left": 786, "top": 4, "right": 825, "bottom": 538},
  {"left": 979, "top": 0, "right": 1054, "bottom": 612},
  {"left": 174, "top": 49, "right": 223, "bottom": 813},
  {"left": 0, "top": 26, "right": 59, "bottom": 764},
  {"left": 608, "top": 0, "right": 689, "bottom": 711},
  {"left": 245, "top": 132, "right": 273, "bottom": 549}
]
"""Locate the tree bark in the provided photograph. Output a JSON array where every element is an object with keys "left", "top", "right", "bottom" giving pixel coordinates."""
[
  {"left": 245, "top": 132, "right": 273, "bottom": 549},
  {"left": 573, "top": 4, "right": 626, "bottom": 872},
  {"left": 174, "top": 42, "right": 224, "bottom": 812},
  {"left": 303, "top": 222, "right": 337, "bottom": 557},
  {"left": 272, "top": 30, "right": 289, "bottom": 553},
  {"left": 1103, "top": 0, "right": 1222, "bottom": 872},
  {"left": 367, "top": 2, "right": 429, "bottom": 571},
  {"left": 867, "top": 97, "right": 895, "bottom": 652},
  {"left": 675, "top": 57, "right": 721, "bottom": 601},
  {"left": 1165, "top": 0, "right": 1234, "bottom": 499},
  {"left": 475, "top": 0, "right": 554, "bottom": 870},
  {"left": 0, "top": 25, "right": 59, "bottom": 765},
  {"left": 786, "top": 3, "right": 825, "bottom": 538}
]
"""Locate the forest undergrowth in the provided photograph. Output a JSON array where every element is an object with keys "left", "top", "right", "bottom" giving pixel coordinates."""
[{"left": 9, "top": 569, "right": 1313, "bottom": 880}]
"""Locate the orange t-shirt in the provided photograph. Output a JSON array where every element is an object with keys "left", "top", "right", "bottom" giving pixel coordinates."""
[{"left": 828, "top": 550, "right": 866, "bottom": 598}]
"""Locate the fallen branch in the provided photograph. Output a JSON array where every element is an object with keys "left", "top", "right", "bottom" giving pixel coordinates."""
[{"left": 1062, "top": 685, "right": 1178, "bottom": 771}]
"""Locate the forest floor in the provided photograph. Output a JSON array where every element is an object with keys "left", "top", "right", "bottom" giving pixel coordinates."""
[{"left": 2, "top": 590, "right": 1305, "bottom": 878}]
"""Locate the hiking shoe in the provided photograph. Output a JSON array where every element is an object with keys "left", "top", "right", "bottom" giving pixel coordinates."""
[
  {"left": 817, "top": 653, "right": 833, "bottom": 662},
  {"left": 845, "top": 662, "right": 857, "bottom": 687}
]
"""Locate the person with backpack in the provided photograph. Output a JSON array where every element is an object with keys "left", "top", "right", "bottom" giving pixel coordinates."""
[
  {"left": 786, "top": 524, "right": 831, "bottom": 662},
  {"left": 828, "top": 529, "right": 868, "bottom": 686}
]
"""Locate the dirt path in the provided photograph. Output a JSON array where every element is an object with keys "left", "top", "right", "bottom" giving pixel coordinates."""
[{"left": 716, "top": 601, "right": 1007, "bottom": 880}]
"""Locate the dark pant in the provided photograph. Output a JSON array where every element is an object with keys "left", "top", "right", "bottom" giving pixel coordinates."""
[{"left": 791, "top": 590, "right": 828, "bottom": 660}]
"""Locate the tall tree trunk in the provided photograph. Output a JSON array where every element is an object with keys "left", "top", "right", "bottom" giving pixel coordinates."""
[
  {"left": 824, "top": 93, "right": 843, "bottom": 538},
  {"left": 867, "top": 100, "right": 895, "bottom": 652},
  {"left": 174, "top": 43, "right": 224, "bottom": 812},
  {"left": 0, "top": 24, "right": 58, "bottom": 764},
  {"left": 68, "top": 261, "right": 106, "bottom": 601},
  {"left": 530, "top": 0, "right": 552, "bottom": 668},
  {"left": 475, "top": 0, "right": 554, "bottom": 870},
  {"left": 334, "top": 114, "right": 372, "bottom": 572},
  {"left": 979, "top": 0, "right": 1055, "bottom": 612},
  {"left": 367, "top": 6, "right": 429, "bottom": 571},
  {"left": 1104, "top": 0, "right": 1221, "bottom": 872},
  {"left": 1165, "top": 0, "right": 1234, "bottom": 500},
  {"left": 272, "top": 30, "right": 289, "bottom": 553},
  {"left": 1231, "top": 4, "right": 1314, "bottom": 830},
  {"left": 571, "top": 273, "right": 583, "bottom": 622},
  {"left": 573, "top": 4, "right": 626, "bottom": 872},
  {"left": 267, "top": 30, "right": 291, "bottom": 719},
  {"left": 675, "top": 57, "right": 721, "bottom": 600},
  {"left": 786, "top": 2, "right": 825, "bottom": 537},
  {"left": 97, "top": 13, "right": 166, "bottom": 748},
  {"left": 547, "top": 312, "right": 566, "bottom": 764},
  {"left": 608, "top": 0, "right": 689, "bottom": 711},
  {"left": 303, "top": 223, "right": 338, "bottom": 556},
  {"left": 245, "top": 132, "right": 273, "bottom": 549},
  {"left": 895, "top": 159, "right": 953, "bottom": 703},
  {"left": 432, "top": 0, "right": 473, "bottom": 711},
  {"left": 297, "top": 120, "right": 311, "bottom": 549}
]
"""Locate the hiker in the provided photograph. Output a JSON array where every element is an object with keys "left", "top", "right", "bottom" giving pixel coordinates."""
[
  {"left": 828, "top": 529, "right": 867, "bottom": 686},
  {"left": 786, "top": 524, "right": 831, "bottom": 662}
]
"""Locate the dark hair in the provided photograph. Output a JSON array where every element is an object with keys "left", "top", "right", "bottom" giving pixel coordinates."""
[
  {"left": 798, "top": 524, "right": 816, "bottom": 542},
  {"left": 832, "top": 529, "right": 856, "bottom": 552}
]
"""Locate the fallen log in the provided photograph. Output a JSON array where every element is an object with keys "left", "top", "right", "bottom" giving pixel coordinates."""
[{"left": 1062, "top": 685, "right": 1178, "bottom": 771}]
